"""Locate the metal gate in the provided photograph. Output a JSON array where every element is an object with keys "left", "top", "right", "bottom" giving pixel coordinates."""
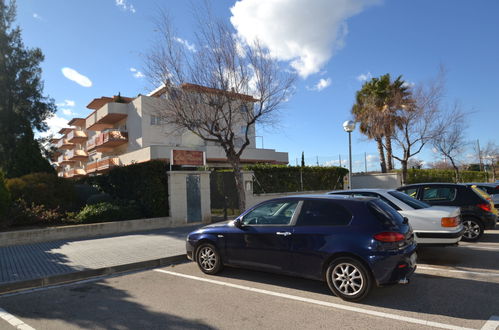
[{"left": 186, "top": 174, "right": 202, "bottom": 223}]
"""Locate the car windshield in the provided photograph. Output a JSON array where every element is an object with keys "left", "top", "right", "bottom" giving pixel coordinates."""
[{"left": 388, "top": 191, "right": 430, "bottom": 209}]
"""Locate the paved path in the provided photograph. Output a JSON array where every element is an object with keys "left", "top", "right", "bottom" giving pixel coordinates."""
[{"left": 0, "top": 225, "right": 199, "bottom": 287}]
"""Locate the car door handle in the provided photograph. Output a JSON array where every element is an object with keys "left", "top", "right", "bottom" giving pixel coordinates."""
[{"left": 276, "top": 232, "right": 292, "bottom": 236}]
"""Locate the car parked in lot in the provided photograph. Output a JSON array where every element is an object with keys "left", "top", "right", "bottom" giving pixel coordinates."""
[
  {"left": 397, "top": 183, "right": 496, "bottom": 242},
  {"left": 465, "top": 183, "right": 499, "bottom": 211},
  {"left": 327, "top": 189, "right": 463, "bottom": 246},
  {"left": 187, "top": 195, "right": 417, "bottom": 302}
]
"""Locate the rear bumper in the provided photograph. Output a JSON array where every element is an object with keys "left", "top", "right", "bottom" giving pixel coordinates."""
[
  {"left": 415, "top": 228, "right": 464, "bottom": 245},
  {"left": 482, "top": 213, "right": 497, "bottom": 229},
  {"left": 368, "top": 245, "right": 418, "bottom": 286}
]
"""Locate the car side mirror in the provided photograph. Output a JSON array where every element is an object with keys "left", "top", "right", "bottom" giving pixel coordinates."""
[
  {"left": 403, "top": 217, "right": 409, "bottom": 225},
  {"left": 234, "top": 218, "right": 244, "bottom": 228}
]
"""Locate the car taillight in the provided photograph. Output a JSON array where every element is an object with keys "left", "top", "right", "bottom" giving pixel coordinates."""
[
  {"left": 477, "top": 203, "right": 492, "bottom": 212},
  {"left": 374, "top": 232, "right": 405, "bottom": 242},
  {"left": 441, "top": 216, "right": 458, "bottom": 227}
]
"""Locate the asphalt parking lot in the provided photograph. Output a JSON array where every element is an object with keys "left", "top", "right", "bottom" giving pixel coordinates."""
[{"left": 0, "top": 230, "right": 498, "bottom": 330}]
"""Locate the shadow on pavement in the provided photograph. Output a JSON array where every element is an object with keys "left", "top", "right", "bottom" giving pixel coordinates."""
[
  {"left": 0, "top": 280, "right": 215, "bottom": 330},
  {"left": 477, "top": 231, "right": 499, "bottom": 243}
]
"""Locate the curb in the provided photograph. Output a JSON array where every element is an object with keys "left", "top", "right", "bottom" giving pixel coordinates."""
[{"left": 0, "top": 254, "right": 188, "bottom": 295}]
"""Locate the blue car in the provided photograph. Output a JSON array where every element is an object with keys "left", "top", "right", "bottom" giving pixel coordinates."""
[{"left": 186, "top": 195, "right": 417, "bottom": 301}]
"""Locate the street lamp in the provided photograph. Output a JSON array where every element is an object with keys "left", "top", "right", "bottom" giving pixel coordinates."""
[{"left": 343, "top": 120, "right": 356, "bottom": 189}]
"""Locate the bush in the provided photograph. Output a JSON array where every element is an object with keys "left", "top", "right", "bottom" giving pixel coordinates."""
[
  {"left": 86, "top": 193, "right": 113, "bottom": 205},
  {"left": 406, "top": 169, "right": 489, "bottom": 184},
  {"left": 8, "top": 199, "right": 65, "bottom": 226},
  {"left": 0, "top": 170, "right": 11, "bottom": 226},
  {"left": 246, "top": 164, "right": 348, "bottom": 194},
  {"left": 74, "top": 200, "right": 143, "bottom": 223},
  {"left": 6, "top": 172, "right": 77, "bottom": 211},
  {"left": 77, "top": 161, "right": 169, "bottom": 217},
  {"left": 73, "top": 184, "right": 100, "bottom": 207}
]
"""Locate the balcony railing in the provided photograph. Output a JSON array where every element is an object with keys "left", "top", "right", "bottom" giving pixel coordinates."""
[
  {"left": 67, "top": 130, "right": 88, "bottom": 143},
  {"left": 86, "top": 157, "right": 120, "bottom": 173},
  {"left": 95, "top": 130, "right": 128, "bottom": 152},
  {"left": 68, "top": 149, "right": 89, "bottom": 161},
  {"left": 86, "top": 102, "right": 128, "bottom": 131},
  {"left": 57, "top": 154, "right": 74, "bottom": 165},
  {"left": 56, "top": 139, "right": 74, "bottom": 150},
  {"left": 67, "top": 168, "right": 86, "bottom": 178}
]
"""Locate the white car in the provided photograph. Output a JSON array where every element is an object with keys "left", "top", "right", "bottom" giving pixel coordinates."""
[{"left": 328, "top": 189, "right": 463, "bottom": 246}]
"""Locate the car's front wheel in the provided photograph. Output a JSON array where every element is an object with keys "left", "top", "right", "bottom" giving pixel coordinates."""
[
  {"left": 196, "top": 243, "right": 223, "bottom": 275},
  {"left": 461, "top": 218, "right": 484, "bottom": 242},
  {"left": 326, "top": 257, "right": 372, "bottom": 302}
]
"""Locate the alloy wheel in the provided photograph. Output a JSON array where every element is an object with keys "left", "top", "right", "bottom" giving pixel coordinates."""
[
  {"left": 463, "top": 220, "right": 481, "bottom": 240},
  {"left": 331, "top": 262, "right": 364, "bottom": 296},
  {"left": 198, "top": 246, "right": 217, "bottom": 271}
]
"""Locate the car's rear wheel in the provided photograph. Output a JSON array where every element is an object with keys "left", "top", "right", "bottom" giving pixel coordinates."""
[
  {"left": 326, "top": 257, "right": 372, "bottom": 302},
  {"left": 196, "top": 243, "right": 223, "bottom": 275},
  {"left": 461, "top": 218, "right": 484, "bottom": 242}
]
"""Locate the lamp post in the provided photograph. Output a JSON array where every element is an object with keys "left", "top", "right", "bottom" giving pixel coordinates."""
[{"left": 342, "top": 120, "right": 356, "bottom": 189}]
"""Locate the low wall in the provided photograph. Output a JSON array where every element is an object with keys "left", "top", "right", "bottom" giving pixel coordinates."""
[
  {"left": 0, "top": 217, "right": 200, "bottom": 247},
  {"left": 351, "top": 172, "right": 402, "bottom": 189},
  {"left": 246, "top": 190, "right": 331, "bottom": 208}
]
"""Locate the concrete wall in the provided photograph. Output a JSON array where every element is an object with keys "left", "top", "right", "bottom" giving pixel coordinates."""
[
  {"left": 351, "top": 172, "right": 402, "bottom": 189},
  {"left": 0, "top": 217, "right": 189, "bottom": 247},
  {"left": 168, "top": 171, "right": 212, "bottom": 224}
]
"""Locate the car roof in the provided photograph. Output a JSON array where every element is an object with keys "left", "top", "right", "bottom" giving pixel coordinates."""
[
  {"left": 328, "top": 188, "right": 396, "bottom": 194},
  {"left": 399, "top": 183, "right": 468, "bottom": 187},
  {"left": 282, "top": 194, "right": 377, "bottom": 202}
]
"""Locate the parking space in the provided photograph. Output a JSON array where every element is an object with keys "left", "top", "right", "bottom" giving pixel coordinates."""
[{"left": 0, "top": 230, "right": 498, "bottom": 330}]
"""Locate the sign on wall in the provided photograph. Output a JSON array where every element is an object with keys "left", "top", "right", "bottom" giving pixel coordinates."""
[{"left": 171, "top": 150, "right": 205, "bottom": 166}]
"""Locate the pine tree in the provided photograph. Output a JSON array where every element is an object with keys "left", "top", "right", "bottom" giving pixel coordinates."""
[{"left": 0, "top": 0, "right": 56, "bottom": 178}]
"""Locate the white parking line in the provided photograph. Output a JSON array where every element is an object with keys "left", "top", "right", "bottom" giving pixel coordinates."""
[
  {"left": 0, "top": 308, "right": 35, "bottom": 330},
  {"left": 154, "top": 269, "right": 473, "bottom": 330},
  {"left": 417, "top": 265, "right": 499, "bottom": 278},
  {"left": 481, "top": 316, "right": 499, "bottom": 330}
]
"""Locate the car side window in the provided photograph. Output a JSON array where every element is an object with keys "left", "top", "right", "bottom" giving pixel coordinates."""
[
  {"left": 422, "top": 187, "right": 457, "bottom": 202},
  {"left": 352, "top": 192, "right": 401, "bottom": 211},
  {"left": 296, "top": 200, "right": 352, "bottom": 226},
  {"left": 242, "top": 200, "right": 298, "bottom": 225},
  {"left": 400, "top": 188, "right": 418, "bottom": 198}
]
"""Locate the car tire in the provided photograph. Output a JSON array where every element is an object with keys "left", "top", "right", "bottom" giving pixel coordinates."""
[
  {"left": 461, "top": 218, "right": 484, "bottom": 242},
  {"left": 196, "top": 243, "right": 223, "bottom": 275},
  {"left": 326, "top": 257, "right": 372, "bottom": 302}
]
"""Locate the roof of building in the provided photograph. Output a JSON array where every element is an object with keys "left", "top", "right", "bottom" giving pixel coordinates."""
[
  {"left": 86, "top": 95, "right": 135, "bottom": 110},
  {"left": 148, "top": 83, "right": 257, "bottom": 102}
]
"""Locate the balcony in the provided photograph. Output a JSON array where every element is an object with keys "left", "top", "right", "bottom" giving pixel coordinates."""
[
  {"left": 57, "top": 154, "right": 74, "bottom": 165},
  {"left": 68, "top": 168, "right": 86, "bottom": 178},
  {"left": 56, "top": 139, "right": 74, "bottom": 150},
  {"left": 67, "top": 130, "right": 88, "bottom": 143},
  {"left": 94, "top": 130, "right": 128, "bottom": 152},
  {"left": 86, "top": 102, "right": 128, "bottom": 131},
  {"left": 68, "top": 149, "right": 89, "bottom": 161},
  {"left": 86, "top": 157, "right": 120, "bottom": 173}
]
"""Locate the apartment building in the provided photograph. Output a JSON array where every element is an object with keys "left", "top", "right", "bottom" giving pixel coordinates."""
[{"left": 52, "top": 83, "right": 289, "bottom": 178}]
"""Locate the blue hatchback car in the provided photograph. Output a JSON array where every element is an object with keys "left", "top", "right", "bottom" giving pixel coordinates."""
[{"left": 186, "top": 195, "right": 417, "bottom": 301}]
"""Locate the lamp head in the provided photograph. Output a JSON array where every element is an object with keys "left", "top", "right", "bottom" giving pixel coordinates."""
[{"left": 343, "top": 120, "right": 356, "bottom": 133}]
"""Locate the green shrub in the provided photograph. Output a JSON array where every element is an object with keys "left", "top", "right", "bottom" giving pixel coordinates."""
[
  {"left": 0, "top": 170, "right": 11, "bottom": 226},
  {"left": 406, "top": 169, "right": 488, "bottom": 184},
  {"left": 78, "top": 161, "right": 169, "bottom": 217},
  {"left": 74, "top": 200, "right": 143, "bottom": 223},
  {"left": 246, "top": 164, "right": 348, "bottom": 194},
  {"left": 8, "top": 199, "right": 65, "bottom": 226},
  {"left": 86, "top": 193, "right": 112, "bottom": 205},
  {"left": 73, "top": 184, "right": 100, "bottom": 207},
  {"left": 6, "top": 172, "right": 77, "bottom": 211}
]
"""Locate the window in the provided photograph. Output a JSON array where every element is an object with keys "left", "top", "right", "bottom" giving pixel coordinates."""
[
  {"left": 351, "top": 192, "right": 401, "bottom": 211},
  {"left": 368, "top": 200, "right": 405, "bottom": 226},
  {"left": 240, "top": 104, "right": 249, "bottom": 112},
  {"left": 240, "top": 126, "right": 247, "bottom": 135},
  {"left": 399, "top": 187, "right": 418, "bottom": 198},
  {"left": 422, "top": 186, "right": 457, "bottom": 202},
  {"left": 296, "top": 200, "right": 352, "bottom": 226},
  {"left": 150, "top": 115, "right": 163, "bottom": 125},
  {"left": 388, "top": 191, "right": 430, "bottom": 209},
  {"left": 242, "top": 200, "right": 298, "bottom": 225}
]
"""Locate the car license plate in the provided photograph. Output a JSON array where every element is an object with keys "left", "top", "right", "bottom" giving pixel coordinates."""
[{"left": 409, "top": 252, "right": 417, "bottom": 266}]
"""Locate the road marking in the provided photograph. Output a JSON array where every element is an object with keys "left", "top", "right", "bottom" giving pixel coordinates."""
[
  {"left": 481, "top": 316, "right": 499, "bottom": 330},
  {"left": 417, "top": 266, "right": 499, "bottom": 278},
  {"left": 154, "top": 269, "right": 473, "bottom": 330},
  {"left": 0, "top": 308, "right": 36, "bottom": 330}
]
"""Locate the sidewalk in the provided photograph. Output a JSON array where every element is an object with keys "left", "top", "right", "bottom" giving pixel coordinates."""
[{"left": 0, "top": 225, "right": 201, "bottom": 294}]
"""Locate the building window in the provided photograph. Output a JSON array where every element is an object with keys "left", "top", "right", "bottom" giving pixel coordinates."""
[
  {"left": 240, "top": 104, "right": 249, "bottom": 112},
  {"left": 151, "top": 115, "right": 163, "bottom": 125},
  {"left": 240, "top": 126, "right": 247, "bottom": 135}
]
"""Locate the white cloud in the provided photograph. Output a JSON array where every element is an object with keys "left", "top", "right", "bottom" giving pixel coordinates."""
[
  {"left": 366, "top": 154, "right": 379, "bottom": 162},
  {"left": 356, "top": 72, "right": 372, "bottom": 82},
  {"left": 32, "top": 13, "right": 42, "bottom": 20},
  {"left": 130, "top": 67, "right": 145, "bottom": 78},
  {"left": 56, "top": 99, "right": 75, "bottom": 107},
  {"left": 115, "top": 0, "right": 136, "bottom": 13},
  {"left": 40, "top": 114, "right": 68, "bottom": 138},
  {"left": 175, "top": 37, "right": 196, "bottom": 52},
  {"left": 61, "top": 67, "right": 92, "bottom": 87},
  {"left": 61, "top": 108, "right": 74, "bottom": 116},
  {"left": 230, "top": 0, "right": 380, "bottom": 78},
  {"left": 402, "top": 81, "right": 415, "bottom": 88},
  {"left": 307, "top": 78, "right": 332, "bottom": 91}
]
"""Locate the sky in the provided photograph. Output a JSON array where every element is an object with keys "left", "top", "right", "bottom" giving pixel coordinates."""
[{"left": 14, "top": 0, "right": 499, "bottom": 172}]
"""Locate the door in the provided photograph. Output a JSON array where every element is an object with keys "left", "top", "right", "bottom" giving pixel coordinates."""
[
  {"left": 186, "top": 175, "right": 202, "bottom": 223},
  {"left": 420, "top": 185, "right": 457, "bottom": 206},
  {"left": 224, "top": 200, "right": 299, "bottom": 272}
]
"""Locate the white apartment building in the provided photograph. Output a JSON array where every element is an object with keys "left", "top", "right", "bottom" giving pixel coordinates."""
[{"left": 52, "top": 83, "right": 288, "bottom": 178}]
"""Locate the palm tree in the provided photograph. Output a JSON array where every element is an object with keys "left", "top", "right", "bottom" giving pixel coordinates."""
[{"left": 352, "top": 74, "right": 413, "bottom": 172}]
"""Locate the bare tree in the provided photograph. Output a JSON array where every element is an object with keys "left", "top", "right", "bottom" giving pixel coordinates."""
[
  {"left": 145, "top": 10, "right": 295, "bottom": 211},
  {"left": 390, "top": 73, "right": 445, "bottom": 184},
  {"left": 408, "top": 157, "right": 424, "bottom": 169},
  {"left": 481, "top": 141, "right": 499, "bottom": 181},
  {"left": 432, "top": 106, "right": 467, "bottom": 182}
]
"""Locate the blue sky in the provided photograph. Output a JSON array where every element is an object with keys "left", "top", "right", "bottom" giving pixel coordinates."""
[{"left": 15, "top": 0, "right": 499, "bottom": 171}]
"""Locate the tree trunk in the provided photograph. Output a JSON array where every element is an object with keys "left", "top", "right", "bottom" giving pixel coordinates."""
[
  {"left": 376, "top": 137, "right": 387, "bottom": 173},
  {"left": 401, "top": 159, "right": 408, "bottom": 185},
  {"left": 229, "top": 158, "right": 246, "bottom": 212},
  {"left": 449, "top": 158, "right": 460, "bottom": 183},
  {"left": 385, "top": 136, "right": 393, "bottom": 171}
]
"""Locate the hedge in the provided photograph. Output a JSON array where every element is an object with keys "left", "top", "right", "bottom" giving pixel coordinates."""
[
  {"left": 0, "top": 170, "right": 11, "bottom": 223},
  {"left": 246, "top": 165, "right": 348, "bottom": 194},
  {"left": 77, "top": 160, "right": 169, "bottom": 217},
  {"left": 405, "top": 169, "right": 489, "bottom": 184}
]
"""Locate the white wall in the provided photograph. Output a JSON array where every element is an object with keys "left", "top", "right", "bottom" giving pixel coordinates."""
[{"left": 351, "top": 172, "right": 402, "bottom": 189}]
